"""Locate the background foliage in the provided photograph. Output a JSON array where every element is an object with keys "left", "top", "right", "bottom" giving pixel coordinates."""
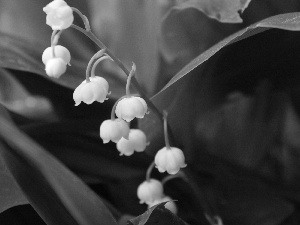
[{"left": 0, "top": 0, "right": 300, "bottom": 224}]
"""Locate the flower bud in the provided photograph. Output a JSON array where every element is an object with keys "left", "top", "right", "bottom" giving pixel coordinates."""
[
  {"left": 117, "top": 129, "right": 147, "bottom": 156},
  {"left": 154, "top": 147, "right": 187, "bottom": 175},
  {"left": 100, "top": 119, "right": 129, "bottom": 144},
  {"left": 42, "top": 45, "right": 71, "bottom": 65},
  {"left": 45, "top": 57, "right": 67, "bottom": 78},
  {"left": 115, "top": 96, "right": 148, "bottom": 122},
  {"left": 148, "top": 196, "right": 177, "bottom": 214},
  {"left": 43, "top": 0, "right": 74, "bottom": 30},
  {"left": 73, "top": 76, "right": 109, "bottom": 106},
  {"left": 137, "top": 179, "right": 163, "bottom": 204}
]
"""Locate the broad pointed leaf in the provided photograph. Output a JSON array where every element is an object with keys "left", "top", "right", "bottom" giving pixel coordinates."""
[
  {"left": 0, "top": 116, "right": 118, "bottom": 225},
  {"left": 129, "top": 202, "right": 189, "bottom": 225}
]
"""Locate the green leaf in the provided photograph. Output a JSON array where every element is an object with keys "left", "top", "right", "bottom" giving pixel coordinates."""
[
  {"left": 175, "top": 0, "right": 252, "bottom": 23},
  {"left": 0, "top": 152, "right": 28, "bottom": 213},
  {"left": 159, "top": 12, "right": 300, "bottom": 94},
  {"left": 0, "top": 68, "right": 56, "bottom": 121},
  {"left": 0, "top": 116, "right": 118, "bottom": 225},
  {"left": 89, "top": 0, "right": 162, "bottom": 94},
  {"left": 139, "top": 13, "right": 300, "bottom": 223},
  {"left": 129, "top": 202, "right": 189, "bottom": 225}
]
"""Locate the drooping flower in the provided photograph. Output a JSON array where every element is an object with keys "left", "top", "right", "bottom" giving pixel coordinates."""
[
  {"left": 115, "top": 96, "right": 148, "bottom": 122},
  {"left": 117, "top": 129, "right": 147, "bottom": 156},
  {"left": 45, "top": 57, "right": 67, "bottom": 78},
  {"left": 154, "top": 147, "right": 187, "bottom": 175},
  {"left": 73, "top": 76, "right": 110, "bottom": 106},
  {"left": 42, "top": 45, "right": 71, "bottom": 65},
  {"left": 137, "top": 179, "right": 163, "bottom": 204},
  {"left": 99, "top": 119, "right": 129, "bottom": 144},
  {"left": 148, "top": 196, "right": 177, "bottom": 214},
  {"left": 43, "top": 0, "right": 74, "bottom": 30}
]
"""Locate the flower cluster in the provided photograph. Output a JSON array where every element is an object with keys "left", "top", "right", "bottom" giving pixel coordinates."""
[
  {"left": 99, "top": 63, "right": 149, "bottom": 156},
  {"left": 42, "top": 0, "right": 186, "bottom": 215}
]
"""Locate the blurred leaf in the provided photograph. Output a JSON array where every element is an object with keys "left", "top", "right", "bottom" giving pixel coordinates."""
[
  {"left": 0, "top": 116, "right": 118, "bottom": 225},
  {"left": 215, "top": 166, "right": 295, "bottom": 225},
  {"left": 21, "top": 120, "right": 148, "bottom": 182},
  {"left": 0, "top": 105, "right": 28, "bottom": 213},
  {"left": 129, "top": 202, "right": 188, "bottom": 225},
  {"left": 139, "top": 13, "right": 300, "bottom": 224},
  {"left": 89, "top": 0, "right": 162, "bottom": 94},
  {"left": 175, "top": 0, "right": 251, "bottom": 23},
  {"left": 0, "top": 149, "right": 28, "bottom": 213},
  {"left": 159, "top": 12, "right": 300, "bottom": 94},
  {"left": 0, "top": 68, "right": 55, "bottom": 121},
  {"left": 160, "top": 7, "right": 236, "bottom": 70}
]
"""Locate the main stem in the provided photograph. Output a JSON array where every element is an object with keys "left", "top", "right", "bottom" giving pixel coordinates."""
[{"left": 163, "top": 110, "right": 171, "bottom": 149}]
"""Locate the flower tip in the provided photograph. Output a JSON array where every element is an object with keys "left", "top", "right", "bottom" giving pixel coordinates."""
[
  {"left": 103, "top": 140, "right": 109, "bottom": 144},
  {"left": 131, "top": 62, "right": 136, "bottom": 72}
]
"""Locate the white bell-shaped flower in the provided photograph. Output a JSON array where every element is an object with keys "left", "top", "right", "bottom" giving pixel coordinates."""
[
  {"left": 99, "top": 119, "right": 129, "bottom": 144},
  {"left": 155, "top": 147, "right": 187, "bottom": 175},
  {"left": 43, "top": 0, "right": 74, "bottom": 30},
  {"left": 45, "top": 57, "right": 67, "bottom": 78},
  {"left": 148, "top": 196, "right": 177, "bottom": 214},
  {"left": 115, "top": 96, "right": 148, "bottom": 122},
  {"left": 73, "top": 76, "right": 109, "bottom": 106},
  {"left": 117, "top": 129, "right": 147, "bottom": 156},
  {"left": 42, "top": 45, "right": 71, "bottom": 65},
  {"left": 137, "top": 179, "right": 163, "bottom": 204}
]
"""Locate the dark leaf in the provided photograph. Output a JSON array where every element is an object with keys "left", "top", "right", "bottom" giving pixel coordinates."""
[
  {"left": 159, "top": 12, "right": 300, "bottom": 94},
  {"left": 0, "top": 116, "right": 118, "bottom": 225},
  {"left": 160, "top": 7, "right": 237, "bottom": 69},
  {"left": 0, "top": 151, "right": 28, "bottom": 213},
  {"left": 0, "top": 68, "right": 56, "bottom": 121},
  {"left": 129, "top": 202, "right": 189, "bottom": 225},
  {"left": 139, "top": 13, "right": 300, "bottom": 224}
]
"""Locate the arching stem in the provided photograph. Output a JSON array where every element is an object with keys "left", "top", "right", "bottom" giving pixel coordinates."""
[
  {"left": 85, "top": 49, "right": 105, "bottom": 83},
  {"left": 50, "top": 30, "right": 63, "bottom": 58},
  {"left": 161, "top": 171, "right": 187, "bottom": 185},
  {"left": 71, "top": 7, "right": 91, "bottom": 31},
  {"left": 51, "top": 30, "right": 58, "bottom": 58},
  {"left": 125, "top": 63, "right": 136, "bottom": 96},
  {"left": 91, "top": 55, "right": 113, "bottom": 78},
  {"left": 145, "top": 161, "right": 155, "bottom": 182},
  {"left": 163, "top": 110, "right": 171, "bottom": 149}
]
